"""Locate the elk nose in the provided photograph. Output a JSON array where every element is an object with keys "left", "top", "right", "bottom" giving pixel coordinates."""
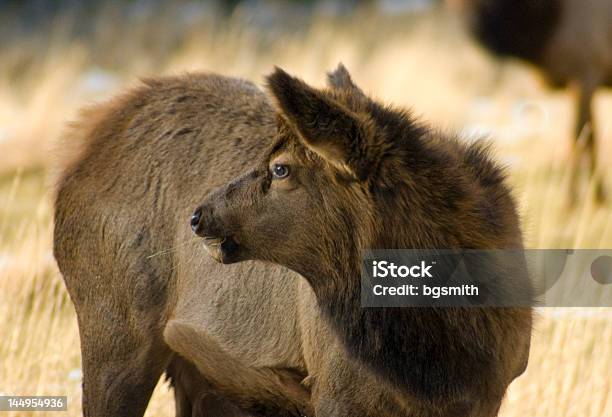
[{"left": 191, "top": 207, "right": 203, "bottom": 233}]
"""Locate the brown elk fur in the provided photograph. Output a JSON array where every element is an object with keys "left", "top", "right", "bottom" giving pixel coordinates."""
[
  {"left": 453, "top": 0, "right": 612, "bottom": 202},
  {"left": 54, "top": 66, "right": 532, "bottom": 417}
]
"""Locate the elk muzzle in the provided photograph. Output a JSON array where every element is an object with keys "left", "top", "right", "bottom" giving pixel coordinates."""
[{"left": 191, "top": 203, "right": 241, "bottom": 264}]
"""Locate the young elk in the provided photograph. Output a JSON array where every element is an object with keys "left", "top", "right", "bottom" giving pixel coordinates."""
[
  {"left": 54, "top": 65, "right": 532, "bottom": 417},
  {"left": 451, "top": 0, "right": 612, "bottom": 202}
]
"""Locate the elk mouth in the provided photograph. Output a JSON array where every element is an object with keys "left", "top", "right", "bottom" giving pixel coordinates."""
[{"left": 201, "top": 235, "right": 240, "bottom": 264}]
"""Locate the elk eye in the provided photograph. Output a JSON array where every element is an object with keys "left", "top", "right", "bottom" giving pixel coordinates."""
[{"left": 272, "top": 163, "right": 290, "bottom": 179}]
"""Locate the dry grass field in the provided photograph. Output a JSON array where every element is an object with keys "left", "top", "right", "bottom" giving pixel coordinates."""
[{"left": 0, "top": 3, "right": 611, "bottom": 416}]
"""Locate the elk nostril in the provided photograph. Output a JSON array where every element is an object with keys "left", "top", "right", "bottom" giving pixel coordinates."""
[{"left": 191, "top": 208, "right": 203, "bottom": 232}]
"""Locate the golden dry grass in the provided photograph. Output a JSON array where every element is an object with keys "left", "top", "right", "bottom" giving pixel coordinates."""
[{"left": 0, "top": 4, "right": 610, "bottom": 416}]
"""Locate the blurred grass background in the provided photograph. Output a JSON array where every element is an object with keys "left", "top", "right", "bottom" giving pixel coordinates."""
[{"left": 0, "top": 1, "right": 610, "bottom": 416}]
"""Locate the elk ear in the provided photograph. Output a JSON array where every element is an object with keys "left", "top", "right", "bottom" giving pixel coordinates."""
[
  {"left": 326, "top": 63, "right": 363, "bottom": 94},
  {"left": 266, "top": 67, "right": 373, "bottom": 181}
]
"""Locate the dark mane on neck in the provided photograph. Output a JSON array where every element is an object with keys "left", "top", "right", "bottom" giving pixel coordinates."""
[
  {"left": 315, "top": 258, "right": 508, "bottom": 412},
  {"left": 303, "top": 102, "right": 530, "bottom": 410}
]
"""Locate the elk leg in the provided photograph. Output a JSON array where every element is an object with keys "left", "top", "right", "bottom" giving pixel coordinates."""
[
  {"left": 167, "top": 360, "right": 194, "bottom": 417},
  {"left": 76, "top": 301, "right": 171, "bottom": 417},
  {"left": 573, "top": 79, "right": 604, "bottom": 203},
  {"left": 166, "top": 356, "right": 256, "bottom": 417},
  {"left": 308, "top": 357, "right": 374, "bottom": 417},
  {"left": 588, "top": 136, "right": 606, "bottom": 203}
]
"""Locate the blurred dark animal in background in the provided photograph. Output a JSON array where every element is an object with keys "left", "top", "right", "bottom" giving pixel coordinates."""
[{"left": 451, "top": 0, "right": 612, "bottom": 202}]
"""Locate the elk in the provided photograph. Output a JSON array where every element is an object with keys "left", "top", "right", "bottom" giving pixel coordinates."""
[
  {"left": 53, "top": 65, "right": 532, "bottom": 417},
  {"left": 451, "top": 0, "right": 612, "bottom": 202}
]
